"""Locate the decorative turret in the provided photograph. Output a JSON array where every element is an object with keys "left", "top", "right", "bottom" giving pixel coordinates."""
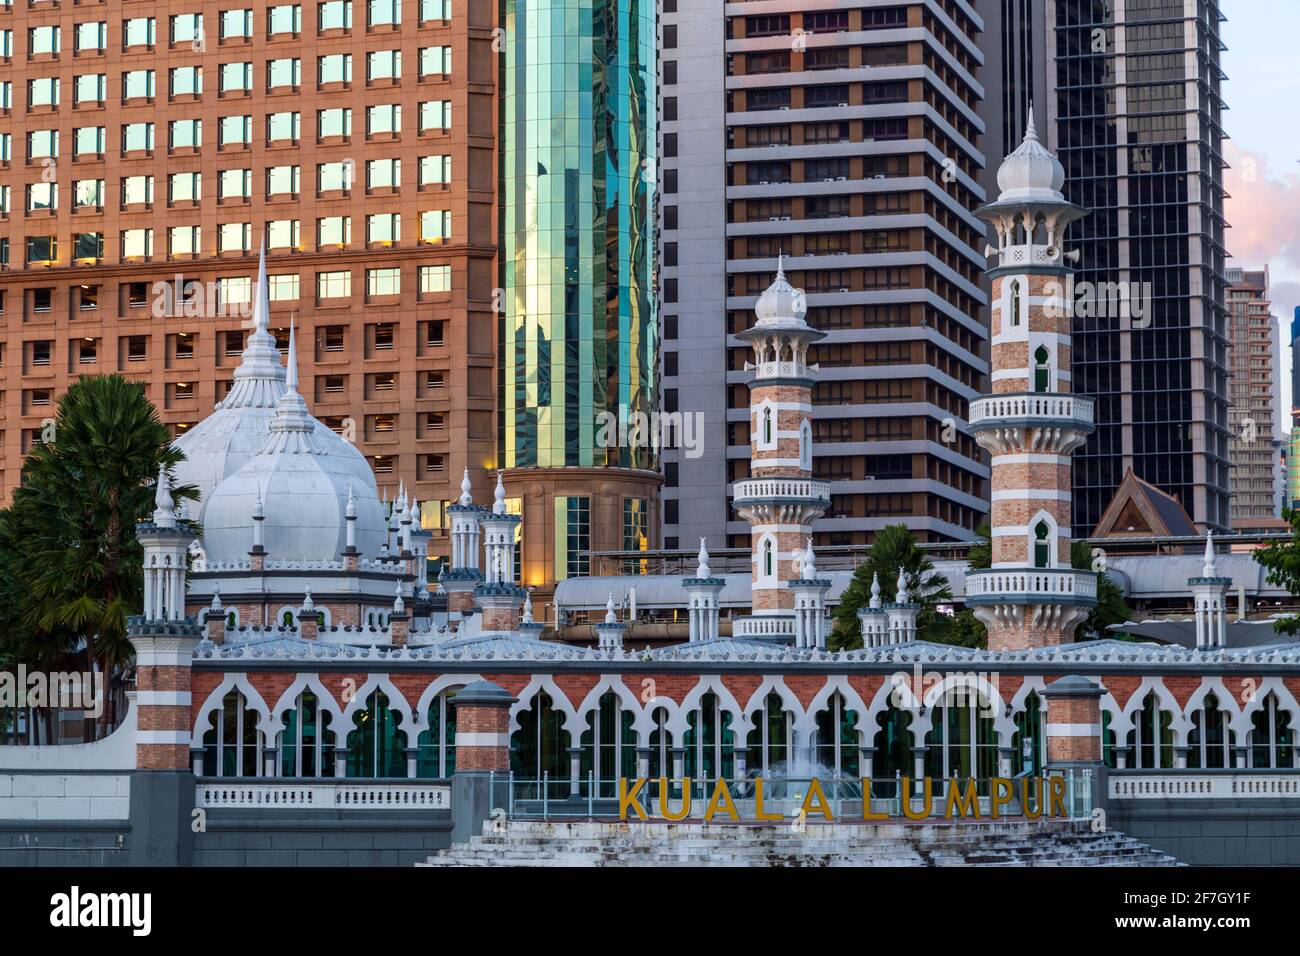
[
  {"left": 138, "top": 466, "right": 197, "bottom": 623},
  {"left": 475, "top": 472, "right": 526, "bottom": 632},
  {"left": 789, "top": 539, "right": 832, "bottom": 650},
  {"left": 442, "top": 468, "right": 484, "bottom": 618},
  {"left": 731, "top": 259, "right": 830, "bottom": 642},
  {"left": 682, "top": 537, "right": 726, "bottom": 642},
  {"left": 519, "top": 589, "right": 546, "bottom": 637},
  {"left": 884, "top": 568, "right": 919, "bottom": 645},
  {"left": 966, "top": 117, "right": 1097, "bottom": 651},
  {"left": 595, "top": 593, "right": 627, "bottom": 651},
  {"left": 298, "top": 585, "right": 321, "bottom": 640},
  {"left": 204, "top": 587, "right": 226, "bottom": 644},
  {"left": 1189, "top": 531, "right": 1232, "bottom": 650},
  {"left": 858, "top": 572, "right": 888, "bottom": 647}
]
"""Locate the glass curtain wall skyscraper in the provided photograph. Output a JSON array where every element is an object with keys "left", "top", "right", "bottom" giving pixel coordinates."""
[{"left": 498, "top": 0, "right": 660, "bottom": 601}]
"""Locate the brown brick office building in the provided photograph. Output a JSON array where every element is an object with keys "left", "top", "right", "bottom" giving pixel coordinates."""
[{"left": 0, "top": 0, "right": 500, "bottom": 561}]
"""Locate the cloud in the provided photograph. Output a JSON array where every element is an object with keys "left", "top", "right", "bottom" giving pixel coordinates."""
[{"left": 1224, "top": 141, "right": 1300, "bottom": 277}]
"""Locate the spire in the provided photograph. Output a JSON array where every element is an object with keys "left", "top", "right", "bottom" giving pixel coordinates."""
[
  {"left": 604, "top": 593, "right": 617, "bottom": 624},
  {"left": 410, "top": 499, "right": 421, "bottom": 528},
  {"left": 393, "top": 581, "right": 405, "bottom": 614},
  {"left": 696, "top": 537, "right": 711, "bottom": 577},
  {"left": 869, "top": 572, "right": 882, "bottom": 610},
  {"left": 522, "top": 590, "right": 535, "bottom": 625},
  {"left": 1203, "top": 530, "right": 1217, "bottom": 577},
  {"left": 1024, "top": 102, "right": 1038, "bottom": 143},
  {"left": 493, "top": 471, "right": 507, "bottom": 515},
  {"left": 895, "top": 568, "right": 910, "bottom": 605},
  {"left": 801, "top": 537, "right": 817, "bottom": 578},
  {"left": 346, "top": 483, "right": 356, "bottom": 519},
  {"left": 776, "top": 250, "right": 785, "bottom": 281},
  {"left": 152, "top": 464, "right": 176, "bottom": 527},
  {"left": 301, "top": 584, "right": 314, "bottom": 612},
  {"left": 221, "top": 240, "right": 287, "bottom": 408},
  {"left": 459, "top": 467, "right": 473, "bottom": 506},
  {"left": 261, "top": 315, "right": 316, "bottom": 447},
  {"left": 253, "top": 486, "right": 264, "bottom": 520},
  {"left": 210, "top": 585, "right": 222, "bottom": 611},
  {"left": 284, "top": 317, "right": 298, "bottom": 393}
]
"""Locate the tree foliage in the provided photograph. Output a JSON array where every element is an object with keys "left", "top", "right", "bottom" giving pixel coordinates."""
[{"left": 1252, "top": 507, "right": 1300, "bottom": 635}]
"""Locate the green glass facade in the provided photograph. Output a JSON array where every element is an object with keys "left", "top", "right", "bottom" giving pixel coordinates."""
[{"left": 499, "top": 0, "right": 658, "bottom": 471}]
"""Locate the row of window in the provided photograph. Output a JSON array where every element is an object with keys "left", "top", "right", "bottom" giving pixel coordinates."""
[
  {"left": 7, "top": 1, "right": 450, "bottom": 58},
  {"left": 15, "top": 212, "right": 451, "bottom": 263},
  {"left": 5, "top": 103, "right": 451, "bottom": 159},
  {"left": 4, "top": 50, "right": 451, "bottom": 108}
]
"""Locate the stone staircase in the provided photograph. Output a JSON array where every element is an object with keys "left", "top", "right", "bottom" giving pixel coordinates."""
[{"left": 420, "top": 818, "right": 1181, "bottom": 867}]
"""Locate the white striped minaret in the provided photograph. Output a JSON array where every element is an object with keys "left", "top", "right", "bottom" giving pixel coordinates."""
[
  {"left": 732, "top": 259, "right": 830, "bottom": 628},
  {"left": 967, "top": 117, "right": 1097, "bottom": 651}
]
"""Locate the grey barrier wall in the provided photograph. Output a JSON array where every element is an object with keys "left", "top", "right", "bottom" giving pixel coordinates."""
[{"left": 1107, "top": 799, "right": 1300, "bottom": 866}]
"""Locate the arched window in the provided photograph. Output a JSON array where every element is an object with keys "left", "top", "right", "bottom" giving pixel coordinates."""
[
  {"left": 762, "top": 406, "right": 774, "bottom": 446},
  {"left": 814, "top": 692, "right": 859, "bottom": 778},
  {"left": 1187, "top": 692, "right": 1235, "bottom": 768},
  {"left": 510, "top": 690, "right": 569, "bottom": 799},
  {"left": 684, "top": 692, "right": 736, "bottom": 790},
  {"left": 1033, "top": 520, "right": 1051, "bottom": 568},
  {"left": 201, "top": 689, "right": 261, "bottom": 777},
  {"left": 416, "top": 688, "right": 458, "bottom": 778},
  {"left": 282, "top": 609, "right": 294, "bottom": 628},
  {"left": 872, "top": 701, "right": 914, "bottom": 798},
  {"left": 279, "top": 690, "right": 336, "bottom": 777},
  {"left": 1012, "top": 691, "right": 1044, "bottom": 776},
  {"left": 1008, "top": 279, "right": 1022, "bottom": 328},
  {"left": 799, "top": 419, "right": 812, "bottom": 471},
  {"left": 1249, "top": 694, "right": 1294, "bottom": 768},
  {"left": 745, "top": 691, "right": 791, "bottom": 777},
  {"left": 762, "top": 537, "right": 775, "bottom": 578},
  {"left": 924, "top": 688, "right": 998, "bottom": 790},
  {"left": 346, "top": 689, "right": 407, "bottom": 777},
  {"left": 648, "top": 706, "right": 673, "bottom": 779},
  {"left": 579, "top": 691, "right": 637, "bottom": 798},
  {"left": 1124, "top": 691, "right": 1175, "bottom": 769},
  {"left": 1033, "top": 345, "right": 1051, "bottom": 392},
  {"left": 226, "top": 610, "right": 237, "bottom": 629}
]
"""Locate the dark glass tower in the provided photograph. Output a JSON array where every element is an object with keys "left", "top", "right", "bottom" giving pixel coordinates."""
[{"left": 1051, "top": 0, "right": 1231, "bottom": 533}]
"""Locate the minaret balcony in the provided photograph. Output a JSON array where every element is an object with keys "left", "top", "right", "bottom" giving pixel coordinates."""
[
  {"left": 965, "top": 568, "right": 1098, "bottom": 607},
  {"left": 993, "top": 242, "right": 1063, "bottom": 270},
  {"left": 969, "top": 393, "right": 1095, "bottom": 454},
  {"left": 732, "top": 477, "right": 830, "bottom": 505}
]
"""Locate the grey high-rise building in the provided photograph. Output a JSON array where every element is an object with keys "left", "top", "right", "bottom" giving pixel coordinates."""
[
  {"left": 1224, "top": 267, "right": 1281, "bottom": 523},
  {"left": 977, "top": 0, "right": 1232, "bottom": 534},
  {"left": 659, "top": 0, "right": 991, "bottom": 553}
]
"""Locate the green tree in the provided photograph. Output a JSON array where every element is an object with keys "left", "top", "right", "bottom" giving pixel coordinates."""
[
  {"left": 0, "top": 375, "right": 196, "bottom": 734},
  {"left": 830, "top": 524, "right": 954, "bottom": 650},
  {"left": 1251, "top": 507, "right": 1300, "bottom": 635}
]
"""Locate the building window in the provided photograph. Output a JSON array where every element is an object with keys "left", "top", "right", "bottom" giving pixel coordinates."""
[
  {"left": 269, "top": 5, "right": 303, "bottom": 36},
  {"left": 419, "top": 100, "right": 451, "bottom": 131},
  {"left": 201, "top": 690, "right": 261, "bottom": 777},
  {"left": 169, "top": 14, "right": 204, "bottom": 46},
  {"left": 267, "top": 112, "right": 300, "bottom": 143},
  {"left": 265, "top": 219, "right": 298, "bottom": 249},
  {"left": 416, "top": 690, "right": 457, "bottom": 778},
  {"left": 368, "top": 49, "right": 401, "bottom": 81},
  {"left": 220, "top": 9, "right": 254, "bottom": 39},
  {"left": 556, "top": 496, "right": 591, "bottom": 580},
  {"left": 419, "top": 264, "right": 451, "bottom": 293},
  {"left": 169, "top": 172, "right": 202, "bottom": 202},
  {"left": 267, "top": 165, "right": 300, "bottom": 197},
  {"left": 346, "top": 689, "right": 407, "bottom": 777},
  {"left": 318, "top": 53, "right": 352, "bottom": 85},
  {"left": 368, "top": 0, "right": 401, "bottom": 27},
  {"left": 366, "top": 267, "right": 400, "bottom": 295},
  {"left": 219, "top": 168, "right": 252, "bottom": 199},
  {"left": 76, "top": 22, "right": 108, "bottom": 52},
  {"left": 622, "top": 498, "right": 649, "bottom": 574},
  {"left": 318, "top": 0, "right": 353, "bottom": 31},
  {"left": 1034, "top": 345, "right": 1051, "bottom": 393},
  {"left": 317, "top": 107, "right": 352, "bottom": 138},
  {"left": 419, "top": 45, "right": 451, "bottom": 77},
  {"left": 1033, "top": 520, "right": 1051, "bottom": 569},
  {"left": 218, "top": 222, "right": 251, "bottom": 253},
  {"left": 420, "top": 210, "right": 451, "bottom": 242},
  {"left": 279, "top": 690, "right": 336, "bottom": 777},
  {"left": 267, "top": 58, "right": 301, "bottom": 90},
  {"left": 419, "top": 155, "right": 451, "bottom": 185},
  {"left": 316, "top": 270, "right": 351, "bottom": 299},
  {"left": 317, "top": 216, "right": 351, "bottom": 247}
]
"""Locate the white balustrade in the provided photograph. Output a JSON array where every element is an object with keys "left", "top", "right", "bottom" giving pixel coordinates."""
[
  {"left": 196, "top": 780, "right": 451, "bottom": 810},
  {"left": 1109, "top": 774, "right": 1300, "bottom": 800},
  {"left": 969, "top": 393, "right": 1095, "bottom": 427},
  {"left": 965, "top": 568, "right": 1097, "bottom": 600},
  {"left": 732, "top": 478, "right": 830, "bottom": 502},
  {"left": 731, "top": 615, "right": 796, "bottom": 638}
]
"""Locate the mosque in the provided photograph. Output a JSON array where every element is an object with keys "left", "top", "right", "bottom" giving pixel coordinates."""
[{"left": 103, "top": 121, "right": 1300, "bottom": 865}]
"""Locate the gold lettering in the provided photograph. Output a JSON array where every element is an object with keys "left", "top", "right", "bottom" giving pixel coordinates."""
[
  {"left": 1048, "top": 775, "right": 1067, "bottom": 817},
  {"left": 862, "top": 778, "right": 889, "bottom": 820},
  {"left": 704, "top": 778, "right": 739, "bottom": 822},
  {"left": 619, "top": 777, "right": 648, "bottom": 821},
  {"left": 801, "top": 778, "right": 834, "bottom": 821},
  {"left": 943, "top": 777, "right": 980, "bottom": 818},
  {"left": 900, "top": 777, "right": 932, "bottom": 819},
  {"left": 1020, "top": 776, "right": 1043, "bottom": 818},
  {"left": 658, "top": 778, "right": 692, "bottom": 821},
  {"left": 990, "top": 777, "right": 1013, "bottom": 819},
  {"left": 755, "top": 777, "right": 783, "bottom": 821}
]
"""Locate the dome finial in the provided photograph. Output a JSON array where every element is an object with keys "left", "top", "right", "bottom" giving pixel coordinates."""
[
  {"left": 522, "top": 590, "right": 535, "bottom": 625},
  {"left": 1025, "top": 102, "right": 1038, "bottom": 142},
  {"left": 895, "top": 568, "right": 910, "bottom": 605},
  {"left": 696, "top": 537, "right": 710, "bottom": 577},
  {"left": 802, "top": 537, "right": 817, "bottom": 578},
  {"left": 301, "top": 584, "right": 314, "bottom": 612},
  {"left": 493, "top": 471, "right": 507, "bottom": 515},
  {"left": 393, "top": 580, "right": 405, "bottom": 614},
  {"left": 776, "top": 249, "right": 785, "bottom": 280},
  {"left": 346, "top": 482, "right": 356, "bottom": 518},
  {"left": 869, "top": 572, "right": 882, "bottom": 609},
  {"left": 459, "top": 467, "right": 473, "bottom": 506},
  {"left": 605, "top": 592, "right": 617, "bottom": 624},
  {"left": 210, "top": 585, "right": 222, "bottom": 611},
  {"left": 1203, "top": 529, "right": 1217, "bottom": 577},
  {"left": 285, "top": 317, "right": 298, "bottom": 393},
  {"left": 153, "top": 463, "right": 175, "bottom": 526}
]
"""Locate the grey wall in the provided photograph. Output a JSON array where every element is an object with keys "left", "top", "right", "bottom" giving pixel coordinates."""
[
  {"left": 1109, "top": 799, "right": 1300, "bottom": 866},
  {"left": 191, "top": 810, "right": 453, "bottom": 867}
]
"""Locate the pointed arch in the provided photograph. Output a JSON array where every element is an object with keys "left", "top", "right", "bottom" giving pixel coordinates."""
[
  {"left": 799, "top": 419, "right": 812, "bottom": 471},
  {"left": 671, "top": 676, "right": 750, "bottom": 741},
  {"left": 410, "top": 673, "right": 484, "bottom": 737},
  {"left": 191, "top": 672, "right": 273, "bottom": 742}
]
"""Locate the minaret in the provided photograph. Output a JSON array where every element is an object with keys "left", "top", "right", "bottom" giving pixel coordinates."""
[
  {"left": 968, "top": 116, "right": 1097, "bottom": 651},
  {"left": 137, "top": 465, "right": 197, "bottom": 622},
  {"left": 731, "top": 257, "right": 830, "bottom": 636},
  {"left": 475, "top": 472, "right": 526, "bottom": 632},
  {"left": 682, "top": 538, "right": 725, "bottom": 642},
  {"left": 1189, "top": 531, "right": 1232, "bottom": 650},
  {"left": 441, "top": 468, "right": 483, "bottom": 621},
  {"left": 857, "top": 573, "right": 888, "bottom": 647},
  {"left": 789, "top": 539, "right": 831, "bottom": 650}
]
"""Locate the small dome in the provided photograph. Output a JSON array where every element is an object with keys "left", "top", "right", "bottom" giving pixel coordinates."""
[
  {"left": 995, "top": 114, "right": 1065, "bottom": 202},
  {"left": 754, "top": 255, "right": 808, "bottom": 327}
]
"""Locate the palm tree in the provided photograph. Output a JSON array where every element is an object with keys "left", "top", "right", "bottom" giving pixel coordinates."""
[
  {"left": 0, "top": 375, "right": 196, "bottom": 736},
  {"left": 830, "top": 524, "right": 954, "bottom": 650}
]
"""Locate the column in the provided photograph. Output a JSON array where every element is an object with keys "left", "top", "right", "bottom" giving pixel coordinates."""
[{"left": 450, "top": 680, "right": 517, "bottom": 844}]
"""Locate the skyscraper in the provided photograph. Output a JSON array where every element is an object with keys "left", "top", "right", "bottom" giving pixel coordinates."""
[
  {"left": 0, "top": 0, "right": 500, "bottom": 558},
  {"left": 979, "top": 0, "right": 1233, "bottom": 534},
  {"left": 498, "top": 0, "right": 660, "bottom": 595},
  {"left": 1224, "top": 267, "right": 1281, "bottom": 523},
  {"left": 660, "top": 0, "right": 991, "bottom": 553}
]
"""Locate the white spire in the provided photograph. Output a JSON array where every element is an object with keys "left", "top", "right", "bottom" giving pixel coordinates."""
[
  {"left": 210, "top": 585, "right": 222, "bottom": 611},
  {"left": 152, "top": 464, "right": 176, "bottom": 527},
  {"left": 253, "top": 487, "right": 264, "bottom": 520},
  {"left": 493, "top": 471, "right": 507, "bottom": 515},
  {"left": 696, "top": 537, "right": 711, "bottom": 577},
  {"left": 605, "top": 593, "right": 617, "bottom": 624},
  {"left": 895, "top": 568, "right": 910, "bottom": 605},
  {"left": 776, "top": 250, "right": 785, "bottom": 281},
  {"left": 869, "top": 572, "right": 882, "bottom": 610},
  {"left": 459, "top": 467, "right": 473, "bottom": 506},
  {"left": 393, "top": 581, "right": 405, "bottom": 614},
  {"left": 285, "top": 317, "right": 298, "bottom": 393},
  {"left": 346, "top": 483, "right": 356, "bottom": 519},
  {"left": 1203, "top": 530, "right": 1218, "bottom": 577},
  {"left": 1024, "top": 103, "right": 1038, "bottom": 143},
  {"left": 301, "top": 584, "right": 314, "bottom": 612},
  {"left": 801, "top": 537, "right": 817, "bottom": 578},
  {"left": 522, "top": 590, "right": 535, "bottom": 625},
  {"left": 220, "top": 241, "right": 287, "bottom": 409},
  {"left": 410, "top": 499, "right": 421, "bottom": 527}
]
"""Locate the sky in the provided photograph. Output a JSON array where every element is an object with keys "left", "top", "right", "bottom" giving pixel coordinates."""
[{"left": 1220, "top": 0, "right": 1300, "bottom": 426}]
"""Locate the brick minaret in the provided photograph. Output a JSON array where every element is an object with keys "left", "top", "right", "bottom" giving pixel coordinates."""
[
  {"left": 968, "top": 117, "right": 1097, "bottom": 651},
  {"left": 732, "top": 258, "right": 830, "bottom": 620}
]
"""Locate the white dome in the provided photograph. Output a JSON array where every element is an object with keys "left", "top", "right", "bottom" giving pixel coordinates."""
[
  {"left": 173, "top": 247, "right": 286, "bottom": 515},
  {"left": 200, "top": 329, "right": 388, "bottom": 565},
  {"left": 995, "top": 114, "right": 1065, "bottom": 202},
  {"left": 753, "top": 255, "right": 809, "bottom": 328}
]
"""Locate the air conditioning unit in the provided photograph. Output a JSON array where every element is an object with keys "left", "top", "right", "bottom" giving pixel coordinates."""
[
  {"left": 823, "top": 177, "right": 835, "bottom": 182},
  {"left": 778, "top": 215, "right": 791, "bottom": 221},
  {"left": 769, "top": 216, "right": 781, "bottom": 222},
  {"left": 873, "top": 173, "right": 887, "bottom": 180},
  {"left": 838, "top": 287, "right": 849, "bottom": 293}
]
